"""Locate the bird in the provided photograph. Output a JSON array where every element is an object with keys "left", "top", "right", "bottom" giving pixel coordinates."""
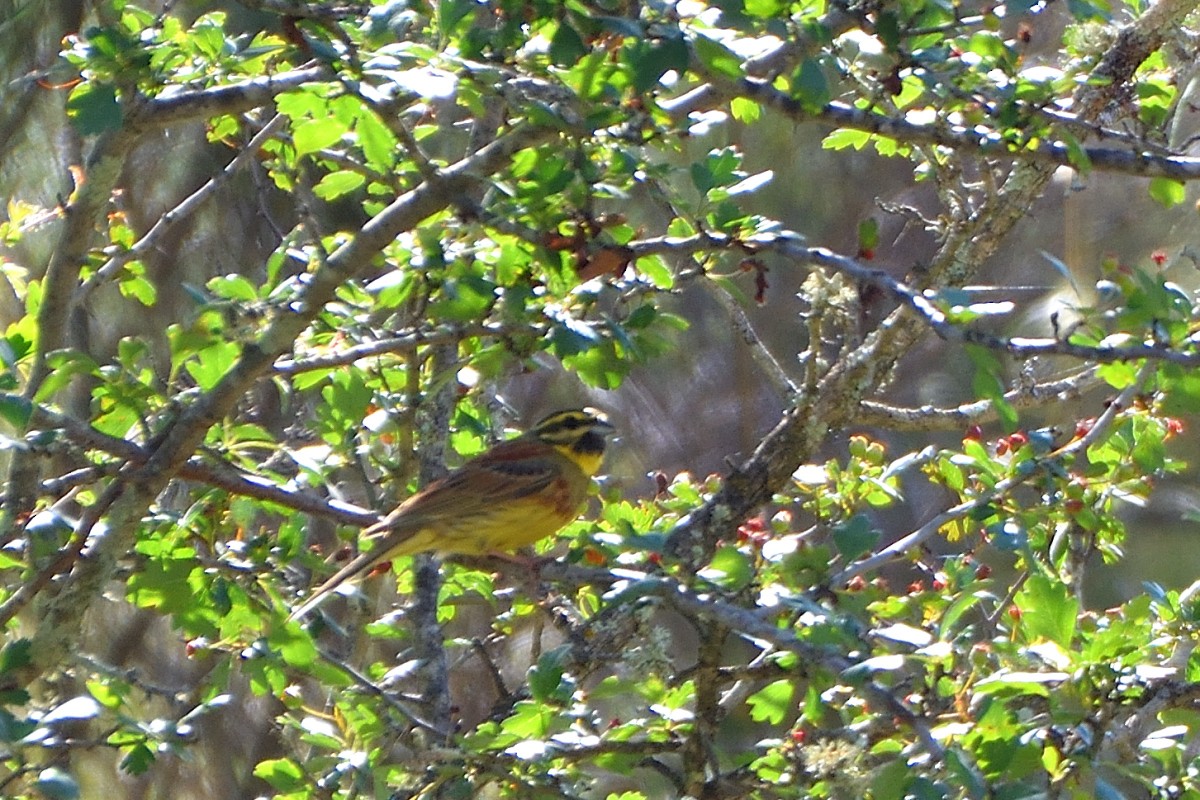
[{"left": 288, "top": 407, "right": 615, "bottom": 621}]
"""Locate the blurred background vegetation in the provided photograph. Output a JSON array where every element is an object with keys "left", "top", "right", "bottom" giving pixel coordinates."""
[{"left": 4, "top": 0, "right": 1200, "bottom": 797}]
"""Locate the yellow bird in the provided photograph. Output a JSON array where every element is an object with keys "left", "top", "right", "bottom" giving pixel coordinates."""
[{"left": 288, "top": 408, "right": 615, "bottom": 620}]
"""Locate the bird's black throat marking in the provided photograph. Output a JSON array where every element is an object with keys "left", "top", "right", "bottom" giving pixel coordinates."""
[{"left": 572, "top": 429, "right": 608, "bottom": 457}]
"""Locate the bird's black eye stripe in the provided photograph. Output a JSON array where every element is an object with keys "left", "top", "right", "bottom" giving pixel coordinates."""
[{"left": 532, "top": 410, "right": 610, "bottom": 444}]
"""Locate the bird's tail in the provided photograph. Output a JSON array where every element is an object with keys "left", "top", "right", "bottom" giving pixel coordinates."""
[{"left": 286, "top": 545, "right": 387, "bottom": 622}]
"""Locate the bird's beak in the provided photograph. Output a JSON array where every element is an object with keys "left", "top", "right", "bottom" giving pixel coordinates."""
[{"left": 585, "top": 407, "right": 616, "bottom": 436}]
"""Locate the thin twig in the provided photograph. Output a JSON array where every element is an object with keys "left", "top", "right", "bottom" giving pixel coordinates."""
[
  {"left": 74, "top": 114, "right": 289, "bottom": 303},
  {"left": 857, "top": 367, "right": 1101, "bottom": 431}
]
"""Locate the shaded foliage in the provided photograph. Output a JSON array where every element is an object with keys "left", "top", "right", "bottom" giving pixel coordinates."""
[{"left": 2, "top": 0, "right": 1200, "bottom": 798}]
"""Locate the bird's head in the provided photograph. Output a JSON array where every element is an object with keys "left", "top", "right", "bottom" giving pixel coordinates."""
[{"left": 530, "top": 407, "right": 615, "bottom": 476}]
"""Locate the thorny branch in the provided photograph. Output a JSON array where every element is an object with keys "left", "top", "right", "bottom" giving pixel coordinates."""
[
  {"left": 23, "top": 124, "right": 558, "bottom": 675},
  {"left": 660, "top": 0, "right": 1199, "bottom": 568},
  {"left": 829, "top": 361, "right": 1154, "bottom": 585}
]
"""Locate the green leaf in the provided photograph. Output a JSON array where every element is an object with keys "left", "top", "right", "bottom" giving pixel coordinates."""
[
  {"left": 119, "top": 742, "right": 156, "bottom": 775},
  {"left": 318, "top": 370, "right": 372, "bottom": 443},
  {"left": 34, "top": 350, "right": 101, "bottom": 402},
  {"left": 746, "top": 679, "right": 793, "bottom": 724},
  {"left": 87, "top": 680, "right": 123, "bottom": 710},
  {"left": 293, "top": 117, "right": 345, "bottom": 157},
  {"left": 792, "top": 58, "right": 830, "bottom": 112},
  {"left": 730, "top": 97, "right": 761, "bottom": 123},
  {"left": 355, "top": 108, "right": 397, "bottom": 171},
  {"left": 699, "top": 545, "right": 752, "bottom": 591},
  {"left": 0, "top": 707, "right": 34, "bottom": 740},
  {"left": 1160, "top": 364, "right": 1200, "bottom": 414},
  {"left": 500, "top": 700, "right": 553, "bottom": 739},
  {"left": 1015, "top": 574, "right": 1078, "bottom": 647},
  {"left": 119, "top": 273, "right": 157, "bottom": 306},
  {"left": 636, "top": 255, "right": 674, "bottom": 289},
  {"left": 1096, "top": 360, "right": 1139, "bottom": 390},
  {"left": 253, "top": 758, "right": 306, "bottom": 791},
  {"left": 1149, "top": 176, "right": 1186, "bottom": 208},
  {"left": 832, "top": 514, "right": 879, "bottom": 561},
  {"left": 870, "top": 759, "right": 909, "bottom": 800},
  {"left": 313, "top": 170, "right": 366, "bottom": 200},
  {"left": 858, "top": 217, "right": 879, "bottom": 252},
  {"left": 823, "top": 128, "right": 871, "bottom": 151},
  {"left": 267, "top": 626, "right": 318, "bottom": 669},
  {"left": 945, "top": 747, "right": 988, "bottom": 798},
  {"left": 875, "top": 11, "right": 901, "bottom": 51},
  {"left": 0, "top": 639, "right": 32, "bottom": 675},
  {"left": 550, "top": 319, "right": 603, "bottom": 356},
  {"left": 550, "top": 21, "right": 587, "bottom": 66},
  {"left": 692, "top": 35, "right": 743, "bottom": 79},
  {"left": 428, "top": 275, "right": 497, "bottom": 322},
  {"left": 184, "top": 341, "right": 240, "bottom": 391},
  {"left": 66, "top": 82, "right": 122, "bottom": 135},
  {"left": 528, "top": 647, "right": 574, "bottom": 704},
  {"left": 207, "top": 274, "right": 260, "bottom": 302},
  {"left": 745, "top": 0, "right": 787, "bottom": 16},
  {"left": 626, "top": 35, "right": 689, "bottom": 93},
  {"left": 0, "top": 392, "right": 32, "bottom": 428},
  {"left": 1062, "top": 131, "right": 1092, "bottom": 174},
  {"left": 966, "top": 344, "right": 1018, "bottom": 432}
]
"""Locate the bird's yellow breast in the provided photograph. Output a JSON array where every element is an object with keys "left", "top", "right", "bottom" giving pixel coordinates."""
[
  {"left": 554, "top": 443, "right": 604, "bottom": 477},
  {"left": 441, "top": 498, "right": 579, "bottom": 553}
]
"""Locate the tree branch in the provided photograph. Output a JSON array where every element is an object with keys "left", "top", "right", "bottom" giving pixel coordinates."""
[
  {"left": 857, "top": 368, "right": 1101, "bottom": 431},
  {"left": 829, "top": 360, "right": 1152, "bottom": 584},
  {"left": 25, "top": 125, "right": 557, "bottom": 675},
  {"left": 661, "top": 0, "right": 1197, "bottom": 566},
  {"left": 74, "top": 113, "right": 289, "bottom": 304}
]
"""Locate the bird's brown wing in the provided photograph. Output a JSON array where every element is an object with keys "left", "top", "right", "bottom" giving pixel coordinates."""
[
  {"left": 287, "top": 438, "right": 574, "bottom": 621},
  {"left": 377, "top": 438, "right": 569, "bottom": 534}
]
